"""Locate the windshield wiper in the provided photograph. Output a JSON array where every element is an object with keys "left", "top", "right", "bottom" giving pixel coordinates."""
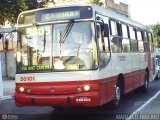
[{"left": 60, "top": 19, "right": 74, "bottom": 43}]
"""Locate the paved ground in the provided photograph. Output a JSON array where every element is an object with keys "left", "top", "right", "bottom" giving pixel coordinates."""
[
  {"left": 139, "top": 94, "right": 160, "bottom": 114},
  {"left": 1, "top": 79, "right": 160, "bottom": 120},
  {"left": 3, "top": 79, "right": 15, "bottom": 96},
  {"left": 0, "top": 79, "right": 15, "bottom": 101}
]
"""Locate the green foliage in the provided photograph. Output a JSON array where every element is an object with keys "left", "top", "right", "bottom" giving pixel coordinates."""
[
  {"left": 151, "top": 24, "right": 160, "bottom": 47},
  {"left": 0, "top": 0, "right": 38, "bottom": 25},
  {"left": 88, "top": 0, "right": 104, "bottom": 6},
  {"left": 25, "top": 0, "right": 38, "bottom": 10}
]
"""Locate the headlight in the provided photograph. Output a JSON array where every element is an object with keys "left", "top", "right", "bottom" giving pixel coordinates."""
[
  {"left": 19, "top": 87, "right": 24, "bottom": 92},
  {"left": 84, "top": 85, "right": 90, "bottom": 91}
]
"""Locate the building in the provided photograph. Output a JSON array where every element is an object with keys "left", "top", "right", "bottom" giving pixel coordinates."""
[
  {"left": 0, "top": 24, "right": 16, "bottom": 79},
  {"left": 105, "top": 0, "right": 130, "bottom": 17},
  {"left": 53, "top": 0, "right": 130, "bottom": 17}
]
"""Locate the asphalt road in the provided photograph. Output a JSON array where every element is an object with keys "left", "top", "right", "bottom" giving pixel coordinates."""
[{"left": 0, "top": 79, "right": 160, "bottom": 120}]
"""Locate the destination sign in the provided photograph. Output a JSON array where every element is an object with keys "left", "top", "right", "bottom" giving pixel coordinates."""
[{"left": 41, "top": 11, "right": 80, "bottom": 22}]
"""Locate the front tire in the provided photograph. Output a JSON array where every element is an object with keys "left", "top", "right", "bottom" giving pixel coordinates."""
[{"left": 109, "top": 82, "right": 122, "bottom": 109}]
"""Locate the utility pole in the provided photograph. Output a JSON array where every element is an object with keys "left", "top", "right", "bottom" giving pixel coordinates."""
[{"left": 0, "top": 55, "right": 3, "bottom": 98}]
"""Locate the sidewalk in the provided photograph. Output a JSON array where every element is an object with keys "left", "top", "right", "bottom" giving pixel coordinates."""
[{"left": 0, "top": 79, "right": 15, "bottom": 101}]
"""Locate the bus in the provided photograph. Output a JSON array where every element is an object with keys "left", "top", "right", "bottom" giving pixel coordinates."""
[
  {"left": 15, "top": 4, "right": 156, "bottom": 108},
  {"left": 154, "top": 49, "right": 160, "bottom": 80}
]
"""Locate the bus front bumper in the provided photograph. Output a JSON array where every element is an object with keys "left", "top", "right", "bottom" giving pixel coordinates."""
[{"left": 14, "top": 92, "right": 99, "bottom": 107}]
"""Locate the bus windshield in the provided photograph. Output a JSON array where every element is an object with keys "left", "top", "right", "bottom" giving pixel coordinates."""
[{"left": 17, "top": 21, "right": 97, "bottom": 73}]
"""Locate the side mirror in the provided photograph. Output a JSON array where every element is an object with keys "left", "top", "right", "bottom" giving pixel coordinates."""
[
  {"left": 5, "top": 39, "right": 9, "bottom": 51},
  {"left": 96, "top": 25, "right": 100, "bottom": 38},
  {"left": 0, "top": 33, "right": 3, "bottom": 39}
]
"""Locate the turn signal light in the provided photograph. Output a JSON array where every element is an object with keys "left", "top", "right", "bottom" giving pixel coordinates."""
[{"left": 77, "top": 86, "right": 82, "bottom": 93}]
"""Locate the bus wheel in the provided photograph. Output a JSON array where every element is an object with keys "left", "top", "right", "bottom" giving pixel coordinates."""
[
  {"left": 155, "top": 71, "right": 160, "bottom": 80},
  {"left": 109, "top": 82, "right": 121, "bottom": 109},
  {"left": 141, "top": 72, "right": 149, "bottom": 93}
]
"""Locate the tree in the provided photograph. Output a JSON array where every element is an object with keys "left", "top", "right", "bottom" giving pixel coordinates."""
[
  {"left": 151, "top": 24, "right": 160, "bottom": 47},
  {"left": 0, "top": 0, "right": 28, "bottom": 25},
  {"left": 0, "top": 0, "right": 38, "bottom": 25},
  {"left": 25, "top": 0, "right": 38, "bottom": 10},
  {"left": 88, "top": 0, "right": 104, "bottom": 6}
]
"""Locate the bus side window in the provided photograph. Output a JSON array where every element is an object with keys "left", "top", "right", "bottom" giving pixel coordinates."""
[
  {"left": 121, "top": 24, "right": 130, "bottom": 53},
  {"left": 96, "top": 15, "right": 110, "bottom": 67},
  {"left": 110, "top": 20, "right": 122, "bottom": 53},
  {"left": 137, "top": 30, "right": 144, "bottom": 53},
  {"left": 143, "top": 31, "right": 150, "bottom": 52},
  {"left": 97, "top": 24, "right": 105, "bottom": 52},
  {"left": 147, "top": 32, "right": 154, "bottom": 53},
  {"left": 96, "top": 19, "right": 110, "bottom": 52},
  {"left": 129, "top": 26, "right": 138, "bottom": 52}
]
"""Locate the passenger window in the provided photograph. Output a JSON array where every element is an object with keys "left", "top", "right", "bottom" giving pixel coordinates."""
[
  {"left": 110, "top": 20, "right": 118, "bottom": 36},
  {"left": 129, "top": 26, "right": 138, "bottom": 52},
  {"left": 110, "top": 20, "right": 122, "bottom": 53},
  {"left": 111, "top": 37, "right": 122, "bottom": 53},
  {"left": 130, "top": 40, "right": 138, "bottom": 52},
  {"left": 122, "top": 39, "right": 130, "bottom": 52},
  {"left": 148, "top": 32, "right": 154, "bottom": 52},
  {"left": 129, "top": 27, "right": 136, "bottom": 40},
  {"left": 122, "top": 24, "right": 128, "bottom": 38},
  {"left": 144, "top": 32, "right": 150, "bottom": 52},
  {"left": 137, "top": 30, "right": 144, "bottom": 52},
  {"left": 121, "top": 24, "right": 130, "bottom": 53},
  {"left": 137, "top": 30, "right": 142, "bottom": 40}
]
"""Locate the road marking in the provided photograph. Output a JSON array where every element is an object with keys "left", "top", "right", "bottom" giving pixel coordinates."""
[{"left": 126, "top": 90, "right": 160, "bottom": 120}]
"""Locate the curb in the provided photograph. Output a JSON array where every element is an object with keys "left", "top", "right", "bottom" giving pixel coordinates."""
[{"left": 0, "top": 95, "right": 13, "bottom": 101}]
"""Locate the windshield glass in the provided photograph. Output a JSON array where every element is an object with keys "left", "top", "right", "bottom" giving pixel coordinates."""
[{"left": 17, "top": 22, "right": 97, "bottom": 73}]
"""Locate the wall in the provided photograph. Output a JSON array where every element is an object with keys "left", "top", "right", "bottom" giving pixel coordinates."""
[
  {"left": 0, "top": 50, "right": 16, "bottom": 79},
  {"left": 106, "top": 0, "right": 130, "bottom": 17}
]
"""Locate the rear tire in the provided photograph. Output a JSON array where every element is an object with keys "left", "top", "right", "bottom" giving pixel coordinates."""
[
  {"left": 141, "top": 72, "right": 149, "bottom": 93},
  {"left": 155, "top": 71, "right": 160, "bottom": 80}
]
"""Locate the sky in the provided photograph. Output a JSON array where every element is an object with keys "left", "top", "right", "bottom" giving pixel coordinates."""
[{"left": 119, "top": 0, "right": 160, "bottom": 25}]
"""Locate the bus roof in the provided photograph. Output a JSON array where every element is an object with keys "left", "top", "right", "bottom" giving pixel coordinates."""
[
  {"left": 90, "top": 4, "right": 151, "bottom": 31},
  {"left": 18, "top": 4, "right": 151, "bottom": 31}
]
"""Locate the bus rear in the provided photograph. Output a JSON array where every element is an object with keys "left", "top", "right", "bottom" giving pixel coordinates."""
[{"left": 15, "top": 5, "right": 101, "bottom": 107}]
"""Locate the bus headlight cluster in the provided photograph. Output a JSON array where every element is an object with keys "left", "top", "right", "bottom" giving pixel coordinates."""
[
  {"left": 77, "top": 85, "right": 91, "bottom": 93},
  {"left": 19, "top": 87, "right": 25, "bottom": 92},
  {"left": 84, "top": 85, "right": 90, "bottom": 91}
]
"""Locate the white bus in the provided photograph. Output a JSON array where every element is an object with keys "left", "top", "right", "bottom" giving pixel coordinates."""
[{"left": 15, "top": 4, "right": 155, "bottom": 108}]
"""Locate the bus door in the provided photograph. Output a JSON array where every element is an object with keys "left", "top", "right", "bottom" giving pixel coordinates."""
[
  {"left": 96, "top": 14, "right": 112, "bottom": 102},
  {"left": 129, "top": 27, "right": 140, "bottom": 89},
  {"left": 137, "top": 30, "right": 146, "bottom": 86},
  {"left": 121, "top": 24, "right": 133, "bottom": 92}
]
